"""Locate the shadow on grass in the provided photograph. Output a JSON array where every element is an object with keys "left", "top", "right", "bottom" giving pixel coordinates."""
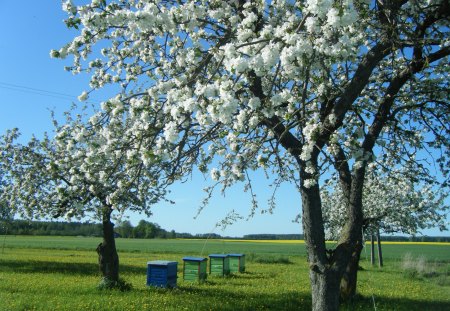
[
  {"left": 0, "top": 259, "right": 146, "bottom": 276},
  {"left": 143, "top": 284, "right": 450, "bottom": 311},
  {"left": 340, "top": 294, "right": 450, "bottom": 311},
  {"left": 146, "top": 284, "right": 313, "bottom": 311},
  {"left": 141, "top": 283, "right": 450, "bottom": 311}
]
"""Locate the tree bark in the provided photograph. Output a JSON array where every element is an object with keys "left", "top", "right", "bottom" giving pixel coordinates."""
[
  {"left": 300, "top": 172, "right": 342, "bottom": 311},
  {"left": 376, "top": 228, "right": 383, "bottom": 267},
  {"left": 371, "top": 233, "right": 375, "bottom": 265},
  {"left": 310, "top": 269, "right": 341, "bottom": 311},
  {"left": 96, "top": 206, "right": 119, "bottom": 283},
  {"left": 339, "top": 243, "right": 363, "bottom": 301},
  {"left": 335, "top": 166, "right": 366, "bottom": 302}
]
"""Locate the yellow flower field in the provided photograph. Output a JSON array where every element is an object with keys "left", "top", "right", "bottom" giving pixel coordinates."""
[{"left": 219, "top": 239, "right": 450, "bottom": 246}]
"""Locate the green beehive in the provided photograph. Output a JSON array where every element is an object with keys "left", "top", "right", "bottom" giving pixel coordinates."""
[
  {"left": 182, "top": 257, "right": 207, "bottom": 282},
  {"left": 228, "top": 254, "right": 245, "bottom": 273},
  {"left": 209, "top": 254, "right": 230, "bottom": 276}
]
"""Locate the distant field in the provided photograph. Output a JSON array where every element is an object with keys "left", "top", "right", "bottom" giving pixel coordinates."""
[
  {"left": 1, "top": 236, "right": 449, "bottom": 310},
  {"left": 2, "top": 235, "right": 449, "bottom": 261}
]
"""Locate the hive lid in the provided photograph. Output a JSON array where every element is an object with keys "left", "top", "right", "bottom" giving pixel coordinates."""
[
  {"left": 228, "top": 253, "right": 245, "bottom": 257},
  {"left": 208, "top": 254, "right": 229, "bottom": 258},
  {"left": 182, "top": 257, "right": 207, "bottom": 262},
  {"left": 147, "top": 260, "right": 178, "bottom": 265}
]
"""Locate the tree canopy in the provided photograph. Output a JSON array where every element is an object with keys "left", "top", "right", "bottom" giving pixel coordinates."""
[
  {"left": 50, "top": 0, "right": 449, "bottom": 214},
  {"left": 0, "top": 110, "right": 175, "bottom": 222},
  {"left": 322, "top": 166, "right": 449, "bottom": 239}
]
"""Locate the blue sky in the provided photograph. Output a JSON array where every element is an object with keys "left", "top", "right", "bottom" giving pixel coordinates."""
[{"left": 0, "top": 1, "right": 447, "bottom": 237}]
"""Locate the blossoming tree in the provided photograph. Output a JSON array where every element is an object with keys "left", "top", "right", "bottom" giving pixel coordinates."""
[
  {"left": 322, "top": 166, "right": 449, "bottom": 239},
  {"left": 28, "top": 0, "right": 450, "bottom": 309},
  {"left": 322, "top": 168, "right": 448, "bottom": 268},
  {"left": 0, "top": 165, "right": 12, "bottom": 223},
  {"left": 0, "top": 107, "right": 180, "bottom": 287}
]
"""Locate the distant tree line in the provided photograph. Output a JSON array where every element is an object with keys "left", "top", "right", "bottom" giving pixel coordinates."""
[
  {"left": 115, "top": 220, "right": 176, "bottom": 239},
  {"left": 1, "top": 219, "right": 448, "bottom": 242},
  {"left": 0, "top": 219, "right": 103, "bottom": 236},
  {"left": 0, "top": 219, "right": 231, "bottom": 239},
  {"left": 0, "top": 219, "right": 172, "bottom": 238}
]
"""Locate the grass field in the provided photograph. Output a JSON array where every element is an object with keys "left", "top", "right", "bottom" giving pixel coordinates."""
[{"left": 0, "top": 236, "right": 449, "bottom": 310}]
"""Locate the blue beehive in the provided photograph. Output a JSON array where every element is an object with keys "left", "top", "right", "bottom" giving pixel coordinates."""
[{"left": 146, "top": 260, "right": 178, "bottom": 288}]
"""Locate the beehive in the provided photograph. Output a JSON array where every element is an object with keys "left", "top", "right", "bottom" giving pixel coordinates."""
[
  {"left": 146, "top": 260, "right": 178, "bottom": 288},
  {"left": 228, "top": 253, "right": 245, "bottom": 273},
  {"left": 208, "top": 254, "right": 230, "bottom": 276},
  {"left": 182, "top": 257, "right": 208, "bottom": 282}
]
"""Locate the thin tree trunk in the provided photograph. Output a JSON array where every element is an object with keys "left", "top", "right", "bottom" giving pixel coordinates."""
[
  {"left": 96, "top": 206, "right": 119, "bottom": 283},
  {"left": 371, "top": 234, "right": 375, "bottom": 265},
  {"left": 1, "top": 224, "right": 7, "bottom": 254},
  {"left": 376, "top": 228, "right": 383, "bottom": 267}
]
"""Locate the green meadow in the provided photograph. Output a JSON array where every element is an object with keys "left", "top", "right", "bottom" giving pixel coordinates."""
[{"left": 0, "top": 236, "right": 449, "bottom": 310}]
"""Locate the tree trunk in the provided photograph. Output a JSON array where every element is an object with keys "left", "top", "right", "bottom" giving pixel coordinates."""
[
  {"left": 96, "top": 206, "right": 119, "bottom": 283},
  {"left": 300, "top": 176, "right": 341, "bottom": 311},
  {"left": 297, "top": 148, "right": 365, "bottom": 309},
  {"left": 376, "top": 228, "right": 383, "bottom": 267},
  {"left": 339, "top": 243, "right": 363, "bottom": 301},
  {"left": 371, "top": 234, "right": 375, "bottom": 265},
  {"left": 310, "top": 269, "right": 341, "bottom": 311}
]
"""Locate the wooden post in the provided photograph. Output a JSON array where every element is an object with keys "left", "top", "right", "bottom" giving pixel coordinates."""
[{"left": 376, "top": 228, "right": 383, "bottom": 267}]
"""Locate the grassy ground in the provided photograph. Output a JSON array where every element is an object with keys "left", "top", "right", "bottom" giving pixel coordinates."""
[{"left": 0, "top": 236, "right": 449, "bottom": 310}]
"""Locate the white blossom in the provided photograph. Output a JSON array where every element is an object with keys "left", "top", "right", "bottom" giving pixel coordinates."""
[{"left": 78, "top": 91, "right": 89, "bottom": 102}]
